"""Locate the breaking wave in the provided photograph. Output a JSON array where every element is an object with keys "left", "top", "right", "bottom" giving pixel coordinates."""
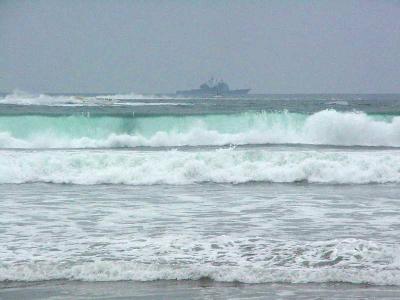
[
  {"left": 1, "top": 238, "right": 400, "bottom": 284},
  {"left": 0, "top": 90, "right": 177, "bottom": 106},
  {"left": 96, "top": 92, "right": 179, "bottom": 100},
  {"left": 0, "top": 90, "right": 91, "bottom": 106},
  {"left": 0, "top": 110, "right": 399, "bottom": 148},
  {"left": 1, "top": 149, "right": 399, "bottom": 184}
]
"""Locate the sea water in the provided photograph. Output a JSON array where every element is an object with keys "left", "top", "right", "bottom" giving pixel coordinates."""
[{"left": 0, "top": 92, "right": 400, "bottom": 298}]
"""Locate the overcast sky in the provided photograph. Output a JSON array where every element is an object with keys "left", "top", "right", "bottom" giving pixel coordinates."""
[{"left": 1, "top": 0, "right": 399, "bottom": 94}]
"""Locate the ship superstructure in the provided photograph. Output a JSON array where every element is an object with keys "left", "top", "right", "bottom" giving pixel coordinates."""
[{"left": 176, "top": 78, "right": 250, "bottom": 96}]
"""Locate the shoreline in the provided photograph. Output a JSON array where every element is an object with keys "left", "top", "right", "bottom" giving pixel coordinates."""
[{"left": 2, "top": 280, "right": 400, "bottom": 299}]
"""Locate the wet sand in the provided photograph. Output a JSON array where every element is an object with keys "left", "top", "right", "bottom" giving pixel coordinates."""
[{"left": 2, "top": 280, "right": 400, "bottom": 299}]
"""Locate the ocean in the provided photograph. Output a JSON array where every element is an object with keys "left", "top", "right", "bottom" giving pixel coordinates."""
[{"left": 1, "top": 91, "right": 400, "bottom": 299}]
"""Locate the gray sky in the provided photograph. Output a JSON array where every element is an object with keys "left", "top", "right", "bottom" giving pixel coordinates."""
[{"left": 1, "top": 0, "right": 400, "bottom": 94}]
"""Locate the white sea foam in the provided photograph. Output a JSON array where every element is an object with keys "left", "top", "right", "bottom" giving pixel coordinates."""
[
  {"left": 110, "top": 102, "right": 191, "bottom": 106},
  {"left": 0, "top": 90, "right": 91, "bottom": 106},
  {"left": 0, "top": 110, "right": 399, "bottom": 148},
  {"left": 96, "top": 92, "right": 182, "bottom": 100},
  {"left": 0, "top": 91, "right": 182, "bottom": 106},
  {"left": 1, "top": 238, "right": 399, "bottom": 284},
  {"left": 0, "top": 149, "right": 399, "bottom": 184}
]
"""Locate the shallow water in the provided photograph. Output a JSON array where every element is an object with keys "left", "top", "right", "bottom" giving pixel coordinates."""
[
  {"left": 3, "top": 280, "right": 400, "bottom": 300},
  {"left": 1, "top": 183, "right": 400, "bottom": 284}
]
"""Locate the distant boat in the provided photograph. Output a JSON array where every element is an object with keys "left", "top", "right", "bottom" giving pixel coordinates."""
[{"left": 176, "top": 78, "right": 250, "bottom": 96}]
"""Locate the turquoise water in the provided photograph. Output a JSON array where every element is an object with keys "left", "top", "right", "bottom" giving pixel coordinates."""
[{"left": 0, "top": 110, "right": 399, "bottom": 148}]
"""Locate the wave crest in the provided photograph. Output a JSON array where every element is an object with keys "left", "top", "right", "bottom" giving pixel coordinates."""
[
  {"left": 0, "top": 110, "right": 399, "bottom": 148},
  {"left": 0, "top": 90, "right": 175, "bottom": 106},
  {"left": 1, "top": 149, "right": 399, "bottom": 185}
]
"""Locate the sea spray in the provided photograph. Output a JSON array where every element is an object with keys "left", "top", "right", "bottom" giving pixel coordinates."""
[
  {"left": 0, "top": 90, "right": 178, "bottom": 106},
  {"left": 0, "top": 110, "right": 399, "bottom": 148}
]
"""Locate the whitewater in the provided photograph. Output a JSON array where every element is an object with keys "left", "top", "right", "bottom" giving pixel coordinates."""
[
  {"left": 1, "top": 149, "right": 400, "bottom": 184},
  {"left": 1, "top": 110, "right": 400, "bottom": 148},
  {"left": 1, "top": 92, "right": 400, "bottom": 295}
]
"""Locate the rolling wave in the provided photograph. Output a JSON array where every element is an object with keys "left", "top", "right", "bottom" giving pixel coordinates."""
[
  {"left": 0, "top": 110, "right": 399, "bottom": 148},
  {"left": 0, "top": 91, "right": 91, "bottom": 106},
  {"left": 1, "top": 149, "right": 399, "bottom": 184},
  {"left": 0, "top": 91, "right": 179, "bottom": 106}
]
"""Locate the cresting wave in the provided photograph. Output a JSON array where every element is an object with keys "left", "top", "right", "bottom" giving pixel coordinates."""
[
  {"left": 0, "top": 91, "right": 177, "bottom": 106},
  {"left": 0, "top": 90, "right": 100, "bottom": 106},
  {"left": 0, "top": 110, "right": 399, "bottom": 148},
  {"left": 1, "top": 238, "right": 400, "bottom": 284},
  {"left": 1, "top": 149, "right": 399, "bottom": 184}
]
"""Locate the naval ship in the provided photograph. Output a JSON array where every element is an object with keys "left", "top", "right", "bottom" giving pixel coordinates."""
[{"left": 176, "top": 78, "right": 250, "bottom": 96}]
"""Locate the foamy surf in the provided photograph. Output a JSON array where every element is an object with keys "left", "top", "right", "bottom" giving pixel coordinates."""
[
  {"left": 1, "top": 238, "right": 399, "bottom": 285},
  {"left": 0, "top": 91, "right": 93, "bottom": 106},
  {"left": 1, "top": 93, "right": 399, "bottom": 294},
  {"left": 0, "top": 91, "right": 185, "bottom": 106},
  {"left": 0, "top": 110, "right": 399, "bottom": 148},
  {"left": 1, "top": 148, "right": 399, "bottom": 184}
]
